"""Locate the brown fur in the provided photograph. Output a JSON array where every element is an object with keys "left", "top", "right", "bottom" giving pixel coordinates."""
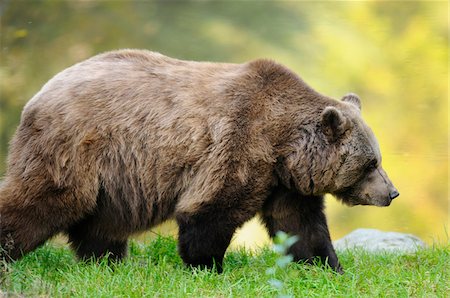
[{"left": 0, "top": 49, "right": 398, "bottom": 271}]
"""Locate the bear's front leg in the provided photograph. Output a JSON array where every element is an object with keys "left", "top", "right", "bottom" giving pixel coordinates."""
[
  {"left": 262, "top": 185, "right": 343, "bottom": 273},
  {"left": 175, "top": 162, "right": 271, "bottom": 273},
  {"left": 176, "top": 210, "right": 238, "bottom": 273}
]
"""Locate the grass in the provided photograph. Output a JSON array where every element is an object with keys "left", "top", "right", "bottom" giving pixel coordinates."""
[{"left": 0, "top": 236, "right": 448, "bottom": 297}]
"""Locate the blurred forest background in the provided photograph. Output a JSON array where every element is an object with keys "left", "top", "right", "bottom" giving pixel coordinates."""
[{"left": 0, "top": 1, "right": 448, "bottom": 247}]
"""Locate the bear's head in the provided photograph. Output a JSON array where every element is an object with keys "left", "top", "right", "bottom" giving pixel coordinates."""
[{"left": 280, "top": 93, "right": 399, "bottom": 207}]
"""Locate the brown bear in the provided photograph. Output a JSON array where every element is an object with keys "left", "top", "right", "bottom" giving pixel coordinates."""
[{"left": 0, "top": 49, "right": 398, "bottom": 273}]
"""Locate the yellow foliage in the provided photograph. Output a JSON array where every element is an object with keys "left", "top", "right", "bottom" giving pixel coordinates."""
[{"left": 14, "top": 29, "right": 28, "bottom": 38}]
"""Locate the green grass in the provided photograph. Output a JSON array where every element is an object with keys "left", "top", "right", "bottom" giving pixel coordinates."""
[{"left": 1, "top": 236, "right": 448, "bottom": 297}]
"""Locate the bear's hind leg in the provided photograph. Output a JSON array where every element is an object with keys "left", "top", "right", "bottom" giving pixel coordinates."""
[{"left": 0, "top": 179, "right": 93, "bottom": 262}]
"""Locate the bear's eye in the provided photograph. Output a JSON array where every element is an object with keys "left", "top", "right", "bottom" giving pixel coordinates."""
[{"left": 366, "top": 159, "right": 378, "bottom": 171}]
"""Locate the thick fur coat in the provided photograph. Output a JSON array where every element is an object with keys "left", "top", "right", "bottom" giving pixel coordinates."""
[{"left": 0, "top": 50, "right": 398, "bottom": 272}]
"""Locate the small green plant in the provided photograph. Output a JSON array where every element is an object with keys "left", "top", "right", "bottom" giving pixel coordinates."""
[{"left": 266, "top": 231, "right": 299, "bottom": 298}]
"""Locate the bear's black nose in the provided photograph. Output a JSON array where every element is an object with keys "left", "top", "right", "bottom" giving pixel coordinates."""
[{"left": 389, "top": 190, "right": 399, "bottom": 200}]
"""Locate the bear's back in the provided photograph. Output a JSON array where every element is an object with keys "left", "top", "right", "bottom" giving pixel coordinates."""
[{"left": 25, "top": 49, "right": 242, "bottom": 112}]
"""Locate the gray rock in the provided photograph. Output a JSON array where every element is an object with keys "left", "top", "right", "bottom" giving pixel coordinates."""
[{"left": 333, "top": 228, "right": 426, "bottom": 253}]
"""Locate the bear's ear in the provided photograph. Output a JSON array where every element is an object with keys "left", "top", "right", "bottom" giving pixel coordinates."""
[
  {"left": 321, "top": 106, "right": 351, "bottom": 141},
  {"left": 342, "top": 93, "right": 361, "bottom": 111}
]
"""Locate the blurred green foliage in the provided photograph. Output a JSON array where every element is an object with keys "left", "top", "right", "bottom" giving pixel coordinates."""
[{"left": 0, "top": 1, "right": 448, "bottom": 243}]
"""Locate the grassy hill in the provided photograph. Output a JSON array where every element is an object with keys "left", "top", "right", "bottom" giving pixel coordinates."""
[{"left": 1, "top": 236, "right": 448, "bottom": 297}]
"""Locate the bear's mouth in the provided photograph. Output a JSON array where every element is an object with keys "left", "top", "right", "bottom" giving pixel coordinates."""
[
  {"left": 364, "top": 193, "right": 394, "bottom": 207},
  {"left": 333, "top": 194, "right": 360, "bottom": 207},
  {"left": 374, "top": 198, "right": 392, "bottom": 207},
  {"left": 333, "top": 188, "right": 360, "bottom": 206},
  {"left": 333, "top": 190, "right": 392, "bottom": 207},
  {"left": 339, "top": 198, "right": 392, "bottom": 207}
]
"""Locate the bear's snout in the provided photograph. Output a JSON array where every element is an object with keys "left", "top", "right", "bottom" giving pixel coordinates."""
[
  {"left": 366, "top": 168, "right": 400, "bottom": 206},
  {"left": 367, "top": 168, "right": 398, "bottom": 207},
  {"left": 334, "top": 166, "right": 399, "bottom": 207},
  {"left": 389, "top": 190, "right": 399, "bottom": 200}
]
